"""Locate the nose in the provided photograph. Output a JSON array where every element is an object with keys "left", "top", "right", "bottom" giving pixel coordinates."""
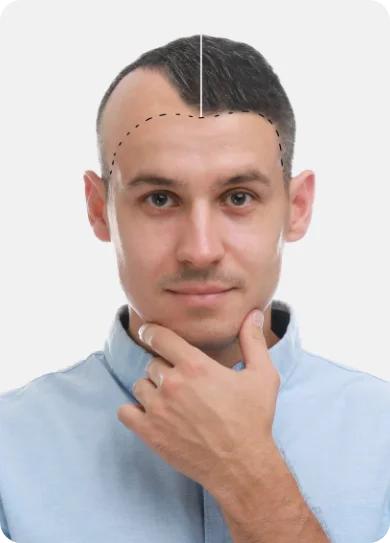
[{"left": 175, "top": 210, "right": 225, "bottom": 268}]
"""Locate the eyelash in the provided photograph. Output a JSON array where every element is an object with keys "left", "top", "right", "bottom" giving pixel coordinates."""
[{"left": 140, "top": 190, "right": 257, "bottom": 210}]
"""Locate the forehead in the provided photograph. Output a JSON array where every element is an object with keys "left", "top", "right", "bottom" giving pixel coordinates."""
[{"left": 101, "top": 69, "right": 281, "bottom": 182}]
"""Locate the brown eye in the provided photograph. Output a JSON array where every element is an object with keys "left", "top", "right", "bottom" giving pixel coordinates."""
[
  {"left": 141, "top": 190, "right": 255, "bottom": 209},
  {"left": 144, "top": 192, "right": 173, "bottom": 208},
  {"left": 226, "top": 191, "right": 254, "bottom": 207}
]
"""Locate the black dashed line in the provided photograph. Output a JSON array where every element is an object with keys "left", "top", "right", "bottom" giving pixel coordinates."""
[{"left": 109, "top": 111, "right": 284, "bottom": 176}]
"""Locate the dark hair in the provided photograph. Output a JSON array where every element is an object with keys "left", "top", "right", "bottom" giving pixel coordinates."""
[{"left": 96, "top": 34, "right": 296, "bottom": 200}]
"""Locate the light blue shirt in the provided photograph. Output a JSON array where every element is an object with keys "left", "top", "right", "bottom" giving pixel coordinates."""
[{"left": 1, "top": 300, "right": 390, "bottom": 543}]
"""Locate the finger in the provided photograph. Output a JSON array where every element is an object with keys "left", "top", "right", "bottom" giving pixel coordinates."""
[
  {"left": 146, "top": 357, "right": 173, "bottom": 387},
  {"left": 117, "top": 402, "right": 146, "bottom": 431},
  {"left": 142, "top": 326, "right": 206, "bottom": 370},
  {"left": 132, "top": 377, "right": 156, "bottom": 409}
]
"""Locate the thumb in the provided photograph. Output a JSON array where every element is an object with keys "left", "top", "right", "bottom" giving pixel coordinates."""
[
  {"left": 239, "top": 308, "right": 268, "bottom": 370},
  {"left": 251, "top": 309, "right": 265, "bottom": 337}
]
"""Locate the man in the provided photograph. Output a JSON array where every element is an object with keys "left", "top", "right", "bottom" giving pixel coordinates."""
[{"left": 1, "top": 34, "right": 389, "bottom": 543}]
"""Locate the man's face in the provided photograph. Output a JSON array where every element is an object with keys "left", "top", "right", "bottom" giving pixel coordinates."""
[{"left": 86, "top": 68, "right": 314, "bottom": 366}]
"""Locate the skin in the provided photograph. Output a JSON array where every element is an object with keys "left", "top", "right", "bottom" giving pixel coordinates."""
[{"left": 84, "top": 67, "right": 315, "bottom": 369}]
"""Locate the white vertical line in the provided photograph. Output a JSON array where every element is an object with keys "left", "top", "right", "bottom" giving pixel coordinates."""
[{"left": 200, "top": 34, "right": 203, "bottom": 117}]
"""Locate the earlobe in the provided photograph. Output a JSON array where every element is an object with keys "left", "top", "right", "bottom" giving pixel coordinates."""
[{"left": 93, "top": 221, "right": 111, "bottom": 243}]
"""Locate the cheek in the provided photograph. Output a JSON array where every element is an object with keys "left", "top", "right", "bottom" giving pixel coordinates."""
[
  {"left": 234, "top": 228, "right": 284, "bottom": 291},
  {"left": 273, "top": 227, "right": 286, "bottom": 260},
  {"left": 121, "top": 234, "right": 169, "bottom": 283},
  {"left": 255, "top": 216, "right": 286, "bottom": 261},
  {"left": 237, "top": 225, "right": 284, "bottom": 262}
]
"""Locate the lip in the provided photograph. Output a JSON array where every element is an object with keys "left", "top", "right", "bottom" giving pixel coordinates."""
[
  {"left": 168, "top": 289, "right": 234, "bottom": 307},
  {"left": 168, "top": 283, "right": 232, "bottom": 295}
]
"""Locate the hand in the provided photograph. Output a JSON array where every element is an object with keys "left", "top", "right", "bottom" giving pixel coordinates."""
[{"left": 117, "top": 308, "right": 281, "bottom": 495}]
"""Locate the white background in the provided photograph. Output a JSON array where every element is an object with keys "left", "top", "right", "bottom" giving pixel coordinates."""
[{"left": 0, "top": 0, "right": 389, "bottom": 398}]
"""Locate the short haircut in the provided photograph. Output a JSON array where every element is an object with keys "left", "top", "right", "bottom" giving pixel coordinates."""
[{"left": 96, "top": 34, "right": 296, "bottom": 199}]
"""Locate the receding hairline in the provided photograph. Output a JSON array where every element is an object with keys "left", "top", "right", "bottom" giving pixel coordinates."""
[
  {"left": 95, "top": 35, "right": 296, "bottom": 194},
  {"left": 98, "top": 73, "right": 283, "bottom": 181},
  {"left": 98, "top": 67, "right": 176, "bottom": 151}
]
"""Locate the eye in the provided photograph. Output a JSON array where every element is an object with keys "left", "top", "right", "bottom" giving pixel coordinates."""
[
  {"left": 141, "top": 190, "right": 256, "bottom": 209},
  {"left": 225, "top": 191, "right": 255, "bottom": 207}
]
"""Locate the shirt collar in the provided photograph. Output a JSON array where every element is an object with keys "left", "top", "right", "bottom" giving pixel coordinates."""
[{"left": 102, "top": 299, "right": 301, "bottom": 396}]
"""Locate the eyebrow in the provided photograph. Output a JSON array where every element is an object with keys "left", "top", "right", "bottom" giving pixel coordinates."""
[{"left": 125, "top": 168, "right": 273, "bottom": 191}]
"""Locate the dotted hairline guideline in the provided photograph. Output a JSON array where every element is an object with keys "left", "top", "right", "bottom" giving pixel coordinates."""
[{"left": 109, "top": 110, "right": 284, "bottom": 176}]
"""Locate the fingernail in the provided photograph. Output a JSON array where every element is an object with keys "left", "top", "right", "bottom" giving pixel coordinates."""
[
  {"left": 138, "top": 324, "right": 149, "bottom": 342},
  {"left": 252, "top": 310, "right": 264, "bottom": 328}
]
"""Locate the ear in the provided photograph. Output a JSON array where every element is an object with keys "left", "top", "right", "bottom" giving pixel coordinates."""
[
  {"left": 285, "top": 170, "right": 315, "bottom": 243},
  {"left": 84, "top": 170, "right": 111, "bottom": 243}
]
